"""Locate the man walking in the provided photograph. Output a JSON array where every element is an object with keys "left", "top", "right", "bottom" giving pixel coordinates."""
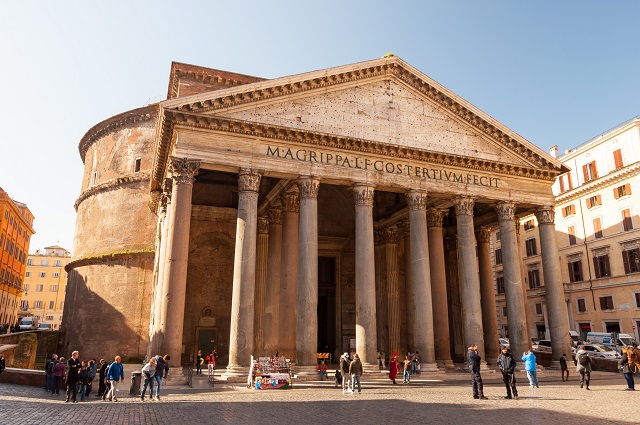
[
  {"left": 559, "top": 353, "right": 569, "bottom": 382},
  {"left": 105, "top": 355, "right": 124, "bottom": 401},
  {"left": 467, "top": 344, "right": 487, "bottom": 400},
  {"left": 349, "top": 353, "right": 363, "bottom": 394},
  {"left": 576, "top": 348, "right": 591, "bottom": 390},
  {"left": 497, "top": 347, "right": 518, "bottom": 399},
  {"left": 65, "top": 351, "right": 80, "bottom": 403}
]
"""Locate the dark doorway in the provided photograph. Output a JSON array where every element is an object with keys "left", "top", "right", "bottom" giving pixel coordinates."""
[
  {"left": 605, "top": 322, "right": 621, "bottom": 333},
  {"left": 196, "top": 328, "right": 218, "bottom": 358},
  {"left": 318, "top": 257, "right": 336, "bottom": 360}
]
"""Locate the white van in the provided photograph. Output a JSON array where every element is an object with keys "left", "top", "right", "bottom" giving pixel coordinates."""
[
  {"left": 18, "top": 316, "right": 39, "bottom": 331},
  {"left": 585, "top": 332, "right": 635, "bottom": 352},
  {"left": 569, "top": 331, "right": 580, "bottom": 346}
]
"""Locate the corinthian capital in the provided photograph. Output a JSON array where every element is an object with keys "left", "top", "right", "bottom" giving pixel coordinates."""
[
  {"left": 406, "top": 189, "right": 427, "bottom": 211},
  {"left": 383, "top": 228, "right": 400, "bottom": 245},
  {"left": 475, "top": 226, "right": 491, "bottom": 244},
  {"left": 494, "top": 201, "right": 516, "bottom": 222},
  {"left": 453, "top": 196, "right": 475, "bottom": 217},
  {"left": 535, "top": 207, "right": 555, "bottom": 225},
  {"left": 238, "top": 169, "right": 262, "bottom": 192},
  {"left": 397, "top": 220, "right": 411, "bottom": 237},
  {"left": 267, "top": 206, "right": 283, "bottom": 225},
  {"left": 297, "top": 177, "right": 320, "bottom": 199},
  {"left": 426, "top": 208, "right": 448, "bottom": 228},
  {"left": 258, "top": 217, "right": 270, "bottom": 234},
  {"left": 168, "top": 157, "right": 200, "bottom": 185},
  {"left": 282, "top": 192, "right": 300, "bottom": 213},
  {"left": 353, "top": 184, "right": 375, "bottom": 206}
]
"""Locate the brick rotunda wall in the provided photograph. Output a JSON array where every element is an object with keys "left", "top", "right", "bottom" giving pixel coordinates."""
[{"left": 62, "top": 106, "right": 158, "bottom": 361}]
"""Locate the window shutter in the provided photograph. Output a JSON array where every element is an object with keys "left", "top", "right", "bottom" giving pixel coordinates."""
[
  {"left": 625, "top": 183, "right": 632, "bottom": 195},
  {"left": 614, "top": 187, "right": 620, "bottom": 199},
  {"left": 623, "top": 250, "right": 631, "bottom": 274},
  {"left": 582, "top": 165, "right": 589, "bottom": 182},
  {"left": 571, "top": 204, "right": 576, "bottom": 214},
  {"left": 592, "top": 162, "right": 598, "bottom": 179},
  {"left": 562, "top": 208, "right": 567, "bottom": 218},
  {"left": 596, "top": 194, "right": 601, "bottom": 205},
  {"left": 614, "top": 149, "right": 623, "bottom": 169},
  {"left": 567, "top": 263, "right": 576, "bottom": 283},
  {"left": 527, "top": 270, "right": 533, "bottom": 289},
  {"left": 568, "top": 173, "right": 573, "bottom": 189},
  {"left": 593, "top": 256, "right": 601, "bottom": 278},
  {"left": 599, "top": 297, "right": 606, "bottom": 310},
  {"left": 603, "top": 255, "right": 610, "bottom": 276}
]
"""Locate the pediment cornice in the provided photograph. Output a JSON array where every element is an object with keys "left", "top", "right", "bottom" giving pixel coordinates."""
[
  {"left": 149, "top": 110, "right": 563, "bottom": 210},
  {"left": 161, "top": 57, "right": 566, "bottom": 174}
]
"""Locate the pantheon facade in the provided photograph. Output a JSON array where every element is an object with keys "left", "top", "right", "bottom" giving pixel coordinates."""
[{"left": 63, "top": 57, "right": 573, "bottom": 374}]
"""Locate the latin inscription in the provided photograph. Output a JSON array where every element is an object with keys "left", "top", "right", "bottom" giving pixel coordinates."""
[{"left": 266, "top": 146, "right": 499, "bottom": 188}]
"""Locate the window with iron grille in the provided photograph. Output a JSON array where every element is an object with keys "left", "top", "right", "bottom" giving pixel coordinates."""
[
  {"left": 593, "top": 254, "right": 610, "bottom": 278},
  {"left": 577, "top": 298, "right": 587, "bottom": 313},
  {"left": 497, "top": 276, "right": 505, "bottom": 294},
  {"left": 495, "top": 248, "right": 502, "bottom": 265},
  {"left": 528, "top": 269, "right": 540, "bottom": 289},
  {"left": 568, "top": 259, "right": 583, "bottom": 282},
  {"left": 622, "top": 248, "right": 640, "bottom": 274},
  {"left": 535, "top": 303, "right": 543, "bottom": 315}
]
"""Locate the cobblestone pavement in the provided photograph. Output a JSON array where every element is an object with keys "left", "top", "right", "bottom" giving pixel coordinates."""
[{"left": 0, "top": 370, "right": 636, "bottom": 424}]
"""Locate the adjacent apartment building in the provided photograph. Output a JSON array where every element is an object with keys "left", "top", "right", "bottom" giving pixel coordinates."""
[
  {"left": 0, "top": 187, "right": 35, "bottom": 326},
  {"left": 21, "top": 245, "right": 71, "bottom": 329},
  {"left": 494, "top": 116, "right": 640, "bottom": 343}
]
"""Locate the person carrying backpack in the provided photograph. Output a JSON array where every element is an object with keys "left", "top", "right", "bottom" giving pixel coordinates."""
[
  {"left": 45, "top": 354, "right": 58, "bottom": 392},
  {"left": 575, "top": 348, "right": 592, "bottom": 390}
]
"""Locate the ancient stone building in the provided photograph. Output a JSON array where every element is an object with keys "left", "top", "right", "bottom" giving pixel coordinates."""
[{"left": 63, "top": 56, "right": 573, "bottom": 372}]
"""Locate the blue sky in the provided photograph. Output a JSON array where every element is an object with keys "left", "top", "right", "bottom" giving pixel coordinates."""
[{"left": 1, "top": 0, "right": 638, "bottom": 253}]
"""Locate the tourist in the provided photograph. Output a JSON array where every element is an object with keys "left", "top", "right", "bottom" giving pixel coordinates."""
[
  {"left": 105, "top": 355, "right": 124, "bottom": 401},
  {"left": 205, "top": 351, "right": 216, "bottom": 376},
  {"left": 559, "top": 353, "right": 569, "bottom": 381},
  {"left": 317, "top": 360, "right": 328, "bottom": 380},
  {"left": 196, "top": 349, "right": 203, "bottom": 376},
  {"left": 412, "top": 351, "right": 420, "bottom": 374},
  {"left": 85, "top": 359, "right": 97, "bottom": 396},
  {"left": 77, "top": 361, "right": 90, "bottom": 402},
  {"left": 65, "top": 351, "right": 80, "bottom": 403},
  {"left": 349, "top": 353, "right": 363, "bottom": 394},
  {"left": 522, "top": 350, "right": 539, "bottom": 388},
  {"left": 141, "top": 358, "right": 157, "bottom": 401},
  {"left": 575, "top": 348, "right": 591, "bottom": 390},
  {"left": 388, "top": 351, "right": 399, "bottom": 385},
  {"left": 619, "top": 347, "right": 636, "bottom": 391},
  {"left": 402, "top": 355, "right": 411, "bottom": 384},
  {"left": 340, "top": 352, "right": 351, "bottom": 393},
  {"left": 497, "top": 347, "right": 518, "bottom": 399},
  {"left": 380, "top": 351, "right": 386, "bottom": 369},
  {"left": 97, "top": 359, "right": 108, "bottom": 397},
  {"left": 467, "top": 344, "right": 487, "bottom": 399},
  {"left": 153, "top": 354, "right": 170, "bottom": 401},
  {"left": 52, "top": 356, "right": 65, "bottom": 396},
  {"left": 45, "top": 354, "right": 58, "bottom": 392}
]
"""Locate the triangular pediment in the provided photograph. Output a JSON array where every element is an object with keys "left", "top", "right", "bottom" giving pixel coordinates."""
[{"left": 159, "top": 57, "right": 567, "bottom": 175}]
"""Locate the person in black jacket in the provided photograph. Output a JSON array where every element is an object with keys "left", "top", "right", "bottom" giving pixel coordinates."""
[
  {"left": 77, "top": 361, "right": 91, "bottom": 402},
  {"left": 467, "top": 344, "right": 487, "bottom": 400},
  {"left": 97, "top": 359, "right": 108, "bottom": 397},
  {"left": 497, "top": 347, "right": 518, "bottom": 399},
  {"left": 66, "top": 351, "right": 80, "bottom": 403}
]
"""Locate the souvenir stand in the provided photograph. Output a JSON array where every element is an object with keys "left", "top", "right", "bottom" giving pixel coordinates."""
[{"left": 248, "top": 355, "right": 293, "bottom": 390}]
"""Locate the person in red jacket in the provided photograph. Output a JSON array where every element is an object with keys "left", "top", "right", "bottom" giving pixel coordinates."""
[
  {"left": 388, "top": 351, "right": 400, "bottom": 385},
  {"left": 205, "top": 351, "right": 216, "bottom": 376}
]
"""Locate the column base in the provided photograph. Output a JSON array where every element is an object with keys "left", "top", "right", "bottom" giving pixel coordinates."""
[
  {"left": 222, "top": 365, "right": 251, "bottom": 382},
  {"left": 291, "top": 365, "right": 319, "bottom": 378},
  {"left": 418, "top": 362, "right": 439, "bottom": 372},
  {"left": 162, "top": 367, "right": 188, "bottom": 386},
  {"left": 545, "top": 359, "right": 563, "bottom": 370},
  {"left": 437, "top": 359, "right": 455, "bottom": 369}
]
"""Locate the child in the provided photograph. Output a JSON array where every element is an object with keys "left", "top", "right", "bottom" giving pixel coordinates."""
[{"left": 334, "top": 369, "right": 342, "bottom": 388}]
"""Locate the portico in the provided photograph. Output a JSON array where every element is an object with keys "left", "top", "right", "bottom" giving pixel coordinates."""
[{"left": 146, "top": 56, "right": 573, "bottom": 373}]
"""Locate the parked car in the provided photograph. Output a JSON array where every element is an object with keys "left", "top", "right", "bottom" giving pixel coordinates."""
[
  {"left": 532, "top": 340, "right": 552, "bottom": 353},
  {"left": 37, "top": 322, "right": 52, "bottom": 331},
  {"left": 578, "top": 344, "right": 622, "bottom": 360}
]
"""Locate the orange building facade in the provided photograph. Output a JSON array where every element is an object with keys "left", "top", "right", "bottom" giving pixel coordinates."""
[{"left": 0, "top": 187, "right": 35, "bottom": 327}]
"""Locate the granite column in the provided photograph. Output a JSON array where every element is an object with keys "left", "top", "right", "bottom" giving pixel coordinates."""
[{"left": 476, "top": 226, "right": 500, "bottom": 365}]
